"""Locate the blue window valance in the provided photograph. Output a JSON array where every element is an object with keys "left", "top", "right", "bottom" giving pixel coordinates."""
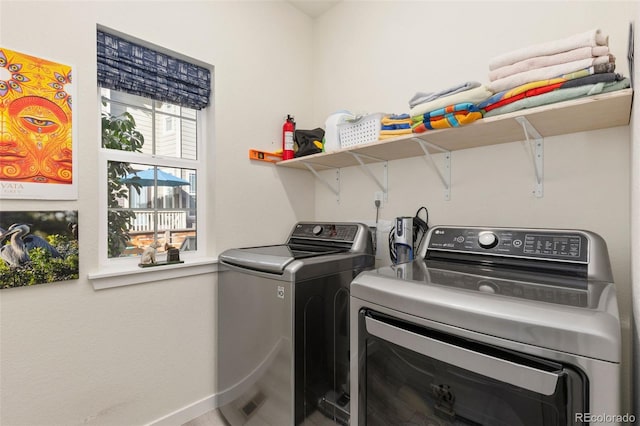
[{"left": 97, "top": 30, "right": 211, "bottom": 110}]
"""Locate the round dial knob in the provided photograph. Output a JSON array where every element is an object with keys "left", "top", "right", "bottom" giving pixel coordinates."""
[
  {"left": 478, "top": 231, "right": 498, "bottom": 249},
  {"left": 312, "top": 225, "right": 323, "bottom": 236}
]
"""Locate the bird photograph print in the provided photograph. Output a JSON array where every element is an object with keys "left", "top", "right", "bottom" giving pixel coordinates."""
[{"left": 0, "top": 210, "right": 78, "bottom": 289}]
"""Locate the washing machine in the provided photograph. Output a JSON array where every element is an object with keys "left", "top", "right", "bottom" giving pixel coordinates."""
[
  {"left": 217, "top": 222, "right": 374, "bottom": 425},
  {"left": 350, "top": 225, "right": 622, "bottom": 426}
]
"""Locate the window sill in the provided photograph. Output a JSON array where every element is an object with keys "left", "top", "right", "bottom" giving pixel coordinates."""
[{"left": 87, "top": 257, "right": 219, "bottom": 290}]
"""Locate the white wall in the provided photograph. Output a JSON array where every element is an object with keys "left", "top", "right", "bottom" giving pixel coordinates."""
[
  {"left": 632, "top": 3, "right": 640, "bottom": 418},
  {"left": 312, "top": 0, "right": 635, "bottom": 414},
  {"left": 1, "top": 1, "right": 637, "bottom": 424},
  {"left": 0, "top": 1, "right": 315, "bottom": 425}
]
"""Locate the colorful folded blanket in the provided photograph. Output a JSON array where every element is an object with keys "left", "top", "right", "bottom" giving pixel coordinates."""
[
  {"left": 484, "top": 78, "right": 630, "bottom": 118},
  {"left": 489, "top": 29, "right": 608, "bottom": 71},
  {"left": 479, "top": 77, "right": 566, "bottom": 109},
  {"left": 412, "top": 103, "right": 483, "bottom": 133},
  {"left": 408, "top": 81, "right": 481, "bottom": 108},
  {"left": 482, "top": 82, "right": 565, "bottom": 112},
  {"left": 412, "top": 102, "right": 477, "bottom": 121},
  {"left": 410, "top": 85, "right": 492, "bottom": 118},
  {"left": 479, "top": 73, "right": 623, "bottom": 113},
  {"left": 488, "top": 55, "right": 615, "bottom": 93},
  {"left": 488, "top": 46, "right": 610, "bottom": 81}
]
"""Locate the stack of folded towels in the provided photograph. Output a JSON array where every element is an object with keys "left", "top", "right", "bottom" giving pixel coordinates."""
[
  {"left": 408, "top": 82, "right": 491, "bottom": 133},
  {"left": 481, "top": 28, "right": 630, "bottom": 117},
  {"left": 379, "top": 114, "right": 413, "bottom": 139}
]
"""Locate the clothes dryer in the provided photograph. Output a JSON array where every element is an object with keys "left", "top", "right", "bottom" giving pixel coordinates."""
[{"left": 351, "top": 226, "right": 622, "bottom": 425}]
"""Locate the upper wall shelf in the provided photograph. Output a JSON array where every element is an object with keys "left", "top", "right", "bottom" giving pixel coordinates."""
[{"left": 276, "top": 88, "right": 633, "bottom": 171}]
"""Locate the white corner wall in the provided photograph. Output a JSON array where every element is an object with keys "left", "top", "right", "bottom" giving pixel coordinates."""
[
  {"left": 632, "top": 3, "right": 640, "bottom": 418},
  {"left": 1, "top": 1, "right": 637, "bottom": 424},
  {"left": 0, "top": 1, "right": 315, "bottom": 425},
  {"left": 312, "top": 0, "right": 635, "bottom": 414}
]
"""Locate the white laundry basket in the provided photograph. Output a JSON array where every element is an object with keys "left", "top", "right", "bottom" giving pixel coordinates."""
[
  {"left": 324, "top": 110, "right": 353, "bottom": 152},
  {"left": 338, "top": 113, "right": 383, "bottom": 148}
]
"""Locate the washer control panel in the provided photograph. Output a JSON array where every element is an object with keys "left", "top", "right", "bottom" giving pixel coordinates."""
[
  {"left": 291, "top": 223, "right": 359, "bottom": 242},
  {"left": 427, "top": 226, "right": 588, "bottom": 262}
]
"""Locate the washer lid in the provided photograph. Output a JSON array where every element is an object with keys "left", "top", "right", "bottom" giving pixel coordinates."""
[
  {"left": 219, "top": 244, "right": 344, "bottom": 274},
  {"left": 351, "top": 261, "right": 621, "bottom": 362}
]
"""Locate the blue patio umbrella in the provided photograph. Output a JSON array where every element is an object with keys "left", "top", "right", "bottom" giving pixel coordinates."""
[{"left": 121, "top": 168, "right": 190, "bottom": 187}]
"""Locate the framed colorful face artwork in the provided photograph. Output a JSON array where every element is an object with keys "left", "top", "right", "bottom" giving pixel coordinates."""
[{"left": 0, "top": 47, "right": 77, "bottom": 199}]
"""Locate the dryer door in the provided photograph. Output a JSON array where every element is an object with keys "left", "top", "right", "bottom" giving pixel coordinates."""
[{"left": 356, "top": 310, "right": 587, "bottom": 426}]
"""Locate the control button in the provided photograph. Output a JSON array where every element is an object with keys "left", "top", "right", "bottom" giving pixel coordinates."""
[
  {"left": 512, "top": 239, "right": 523, "bottom": 248},
  {"left": 478, "top": 231, "right": 498, "bottom": 249},
  {"left": 478, "top": 281, "right": 497, "bottom": 294},
  {"left": 455, "top": 236, "right": 465, "bottom": 243},
  {"left": 312, "top": 225, "right": 323, "bottom": 236}
]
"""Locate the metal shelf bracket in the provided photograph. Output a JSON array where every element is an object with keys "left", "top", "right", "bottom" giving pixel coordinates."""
[
  {"left": 303, "top": 162, "right": 340, "bottom": 203},
  {"left": 515, "top": 116, "right": 544, "bottom": 198},
  {"left": 347, "top": 152, "right": 388, "bottom": 201},
  {"left": 413, "top": 138, "right": 451, "bottom": 201}
]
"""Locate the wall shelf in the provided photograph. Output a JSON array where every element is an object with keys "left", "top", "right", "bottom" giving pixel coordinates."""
[{"left": 276, "top": 88, "right": 633, "bottom": 198}]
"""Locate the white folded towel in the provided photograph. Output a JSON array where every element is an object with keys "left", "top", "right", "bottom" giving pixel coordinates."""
[
  {"left": 409, "top": 85, "right": 492, "bottom": 118},
  {"left": 488, "top": 55, "right": 613, "bottom": 94},
  {"left": 408, "top": 81, "right": 481, "bottom": 108},
  {"left": 489, "top": 29, "right": 608, "bottom": 71},
  {"left": 489, "top": 46, "right": 610, "bottom": 81}
]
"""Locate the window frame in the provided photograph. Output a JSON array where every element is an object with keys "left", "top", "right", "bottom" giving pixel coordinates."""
[
  {"left": 98, "top": 90, "right": 206, "bottom": 262},
  {"left": 91, "top": 29, "right": 214, "bottom": 285}
]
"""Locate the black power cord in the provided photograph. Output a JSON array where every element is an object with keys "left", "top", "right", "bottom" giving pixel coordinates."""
[
  {"left": 389, "top": 206, "right": 429, "bottom": 264},
  {"left": 373, "top": 199, "right": 381, "bottom": 253}
]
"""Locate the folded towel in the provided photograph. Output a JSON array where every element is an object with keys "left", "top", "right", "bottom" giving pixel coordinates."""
[
  {"left": 479, "top": 77, "right": 567, "bottom": 109},
  {"left": 379, "top": 128, "right": 413, "bottom": 135},
  {"left": 408, "top": 81, "right": 481, "bottom": 108},
  {"left": 378, "top": 128, "right": 413, "bottom": 140},
  {"left": 381, "top": 123, "right": 412, "bottom": 130},
  {"left": 488, "top": 46, "right": 610, "bottom": 81},
  {"left": 385, "top": 113, "right": 410, "bottom": 120},
  {"left": 561, "top": 68, "right": 595, "bottom": 80},
  {"left": 484, "top": 78, "right": 630, "bottom": 118},
  {"left": 478, "top": 74, "right": 620, "bottom": 112},
  {"left": 481, "top": 82, "right": 565, "bottom": 113},
  {"left": 412, "top": 111, "right": 483, "bottom": 133},
  {"left": 413, "top": 102, "right": 479, "bottom": 122},
  {"left": 560, "top": 72, "right": 623, "bottom": 88},
  {"left": 489, "top": 29, "right": 608, "bottom": 70},
  {"left": 379, "top": 133, "right": 412, "bottom": 140},
  {"left": 409, "top": 85, "right": 492, "bottom": 118},
  {"left": 488, "top": 55, "right": 615, "bottom": 93},
  {"left": 381, "top": 114, "right": 411, "bottom": 126},
  {"left": 412, "top": 103, "right": 483, "bottom": 133}
]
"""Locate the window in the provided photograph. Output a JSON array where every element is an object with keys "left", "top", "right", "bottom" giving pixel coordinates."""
[
  {"left": 97, "top": 29, "right": 211, "bottom": 265},
  {"left": 164, "top": 115, "right": 174, "bottom": 133},
  {"left": 101, "top": 90, "right": 200, "bottom": 260}
]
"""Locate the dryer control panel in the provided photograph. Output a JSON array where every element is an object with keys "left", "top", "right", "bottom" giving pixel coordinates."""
[{"left": 426, "top": 226, "right": 589, "bottom": 263}]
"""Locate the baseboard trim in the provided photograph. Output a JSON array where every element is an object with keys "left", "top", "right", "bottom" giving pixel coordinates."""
[{"left": 146, "top": 393, "right": 220, "bottom": 426}]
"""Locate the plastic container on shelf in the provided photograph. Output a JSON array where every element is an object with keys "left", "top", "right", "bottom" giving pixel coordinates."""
[
  {"left": 324, "top": 110, "right": 353, "bottom": 153},
  {"left": 338, "top": 113, "right": 384, "bottom": 149}
]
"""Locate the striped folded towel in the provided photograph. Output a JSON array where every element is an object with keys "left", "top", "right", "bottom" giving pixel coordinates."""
[{"left": 412, "top": 103, "right": 482, "bottom": 133}]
